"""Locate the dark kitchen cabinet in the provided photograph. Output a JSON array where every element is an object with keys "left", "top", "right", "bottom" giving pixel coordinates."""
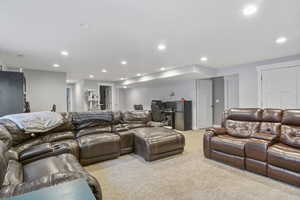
[
  {"left": 174, "top": 101, "right": 192, "bottom": 131},
  {"left": 0, "top": 71, "right": 25, "bottom": 117}
]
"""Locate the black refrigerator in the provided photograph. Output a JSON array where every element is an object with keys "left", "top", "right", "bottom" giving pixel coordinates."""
[{"left": 0, "top": 71, "right": 25, "bottom": 117}]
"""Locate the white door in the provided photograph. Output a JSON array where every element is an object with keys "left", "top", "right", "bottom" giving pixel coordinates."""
[
  {"left": 196, "top": 79, "right": 213, "bottom": 128},
  {"left": 261, "top": 66, "right": 299, "bottom": 109},
  {"left": 224, "top": 75, "right": 239, "bottom": 109}
]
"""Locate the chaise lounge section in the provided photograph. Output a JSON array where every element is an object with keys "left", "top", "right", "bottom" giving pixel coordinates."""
[{"left": 0, "top": 110, "right": 185, "bottom": 199}]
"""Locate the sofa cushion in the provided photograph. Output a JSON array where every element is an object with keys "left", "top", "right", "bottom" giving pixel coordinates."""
[
  {"left": 210, "top": 135, "right": 250, "bottom": 157},
  {"left": 225, "top": 120, "right": 260, "bottom": 138},
  {"left": 42, "top": 131, "right": 75, "bottom": 143},
  {"left": 122, "top": 111, "right": 151, "bottom": 122},
  {"left": 0, "top": 119, "right": 32, "bottom": 146},
  {"left": 12, "top": 138, "right": 43, "bottom": 154},
  {"left": 0, "top": 125, "right": 12, "bottom": 148},
  {"left": 262, "top": 109, "right": 283, "bottom": 122},
  {"left": 259, "top": 122, "right": 281, "bottom": 137},
  {"left": 245, "top": 138, "right": 271, "bottom": 161},
  {"left": 76, "top": 126, "right": 111, "bottom": 137},
  {"left": 282, "top": 109, "right": 300, "bottom": 126},
  {"left": 77, "top": 133, "right": 120, "bottom": 159},
  {"left": 226, "top": 108, "right": 262, "bottom": 122},
  {"left": 23, "top": 156, "right": 66, "bottom": 182},
  {"left": 268, "top": 143, "right": 300, "bottom": 173},
  {"left": 280, "top": 125, "right": 300, "bottom": 148}
]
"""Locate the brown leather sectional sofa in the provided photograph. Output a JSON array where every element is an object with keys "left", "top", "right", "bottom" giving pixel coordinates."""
[
  {"left": 204, "top": 108, "right": 300, "bottom": 187},
  {"left": 0, "top": 110, "right": 185, "bottom": 199}
]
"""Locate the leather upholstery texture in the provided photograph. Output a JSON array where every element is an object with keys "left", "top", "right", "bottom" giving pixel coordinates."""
[
  {"left": 204, "top": 108, "right": 300, "bottom": 186},
  {"left": 225, "top": 120, "right": 260, "bottom": 138},
  {"left": 114, "top": 130, "right": 134, "bottom": 155},
  {"left": 0, "top": 110, "right": 188, "bottom": 199},
  {"left": 78, "top": 133, "right": 120, "bottom": 165},
  {"left": 226, "top": 108, "right": 263, "bottom": 122},
  {"left": 134, "top": 127, "right": 185, "bottom": 161},
  {"left": 211, "top": 135, "right": 250, "bottom": 157}
]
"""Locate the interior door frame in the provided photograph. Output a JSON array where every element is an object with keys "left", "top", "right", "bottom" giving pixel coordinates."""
[
  {"left": 196, "top": 79, "right": 213, "bottom": 129},
  {"left": 257, "top": 60, "right": 300, "bottom": 108},
  {"left": 98, "top": 82, "right": 115, "bottom": 110}
]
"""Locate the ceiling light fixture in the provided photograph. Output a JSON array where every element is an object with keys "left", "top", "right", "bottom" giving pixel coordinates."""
[
  {"left": 157, "top": 43, "right": 167, "bottom": 51},
  {"left": 123, "top": 86, "right": 127, "bottom": 89},
  {"left": 120, "top": 77, "right": 125, "bottom": 80},
  {"left": 89, "top": 74, "right": 94, "bottom": 78},
  {"left": 80, "top": 23, "right": 89, "bottom": 28},
  {"left": 61, "top": 51, "right": 69, "bottom": 56},
  {"left": 121, "top": 61, "right": 127, "bottom": 65},
  {"left": 200, "top": 57, "right": 208, "bottom": 62},
  {"left": 243, "top": 5, "right": 258, "bottom": 16},
  {"left": 137, "top": 73, "right": 142, "bottom": 77},
  {"left": 101, "top": 69, "right": 107, "bottom": 73},
  {"left": 276, "top": 37, "right": 287, "bottom": 44},
  {"left": 53, "top": 64, "right": 60, "bottom": 68},
  {"left": 160, "top": 67, "right": 166, "bottom": 71}
]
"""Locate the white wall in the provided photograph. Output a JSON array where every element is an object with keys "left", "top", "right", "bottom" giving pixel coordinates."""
[
  {"left": 218, "top": 55, "right": 300, "bottom": 108},
  {"left": 24, "top": 69, "right": 67, "bottom": 112},
  {"left": 121, "top": 80, "right": 197, "bottom": 129}
]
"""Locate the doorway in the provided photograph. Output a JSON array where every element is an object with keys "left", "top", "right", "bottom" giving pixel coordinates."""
[
  {"left": 196, "top": 75, "right": 237, "bottom": 129},
  {"left": 99, "top": 84, "right": 112, "bottom": 110}
]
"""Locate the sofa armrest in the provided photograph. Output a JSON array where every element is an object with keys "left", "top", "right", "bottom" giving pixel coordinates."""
[
  {"left": 252, "top": 133, "right": 278, "bottom": 142},
  {"left": 19, "top": 143, "right": 70, "bottom": 164},
  {"left": 206, "top": 127, "right": 227, "bottom": 135},
  {"left": 203, "top": 128, "right": 223, "bottom": 158}
]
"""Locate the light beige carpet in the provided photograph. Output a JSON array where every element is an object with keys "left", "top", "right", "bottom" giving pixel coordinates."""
[{"left": 85, "top": 130, "right": 300, "bottom": 200}]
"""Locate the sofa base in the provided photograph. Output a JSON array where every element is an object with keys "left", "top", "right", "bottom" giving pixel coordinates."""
[
  {"left": 268, "top": 164, "right": 300, "bottom": 187},
  {"left": 80, "top": 153, "right": 120, "bottom": 166},
  {"left": 120, "top": 147, "right": 133, "bottom": 155},
  {"left": 245, "top": 158, "right": 267, "bottom": 176},
  {"left": 211, "top": 150, "right": 245, "bottom": 169}
]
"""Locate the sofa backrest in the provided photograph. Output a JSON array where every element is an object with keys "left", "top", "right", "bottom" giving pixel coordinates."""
[
  {"left": 224, "top": 108, "right": 262, "bottom": 138},
  {"left": 280, "top": 109, "right": 300, "bottom": 148},
  {"left": 260, "top": 109, "right": 283, "bottom": 137}
]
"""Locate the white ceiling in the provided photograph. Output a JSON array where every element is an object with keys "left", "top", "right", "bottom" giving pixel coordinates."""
[{"left": 0, "top": 0, "right": 299, "bottom": 81}]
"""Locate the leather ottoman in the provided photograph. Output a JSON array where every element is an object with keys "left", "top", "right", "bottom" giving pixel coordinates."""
[
  {"left": 133, "top": 127, "right": 185, "bottom": 161},
  {"left": 77, "top": 133, "right": 120, "bottom": 166}
]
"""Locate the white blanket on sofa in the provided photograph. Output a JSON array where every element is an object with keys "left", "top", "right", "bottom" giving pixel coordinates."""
[{"left": 1, "top": 111, "right": 63, "bottom": 133}]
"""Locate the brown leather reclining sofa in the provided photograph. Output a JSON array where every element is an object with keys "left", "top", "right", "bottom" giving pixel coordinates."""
[
  {"left": 204, "top": 108, "right": 300, "bottom": 187},
  {"left": 0, "top": 110, "right": 182, "bottom": 199}
]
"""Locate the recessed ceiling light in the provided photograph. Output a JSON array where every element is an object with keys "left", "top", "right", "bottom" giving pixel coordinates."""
[
  {"left": 120, "top": 77, "right": 125, "bottom": 80},
  {"left": 137, "top": 73, "right": 142, "bottom": 77},
  {"left": 53, "top": 64, "right": 60, "bottom": 68},
  {"left": 243, "top": 5, "right": 258, "bottom": 16},
  {"left": 80, "top": 23, "right": 89, "bottom": 28},
  {"left": 200, "top": 57, "right": 208, "bottom": 62},
  {"left": 276, "top": 37, "right": 287, "bottom": 44},
  {"left": 61, "top": 51, "right": 69, "bottom": 56},
  {"left": 89, "top": 74, "right": 94, "bottom": 78},
  {"left": 157, "top": 43, "right": 167, "bottom": 51},
  {"left": 101, "top": 69, "right": 107, "bottom": 73},
  {"left": 123, "top": 86, "right": 127, "bottom": 89},
  {"left": 121, "top": 61, "right": 127, "bottom": 65},
  {"left": 160, "top": 67, "right": 166, "bottom": 71}
]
